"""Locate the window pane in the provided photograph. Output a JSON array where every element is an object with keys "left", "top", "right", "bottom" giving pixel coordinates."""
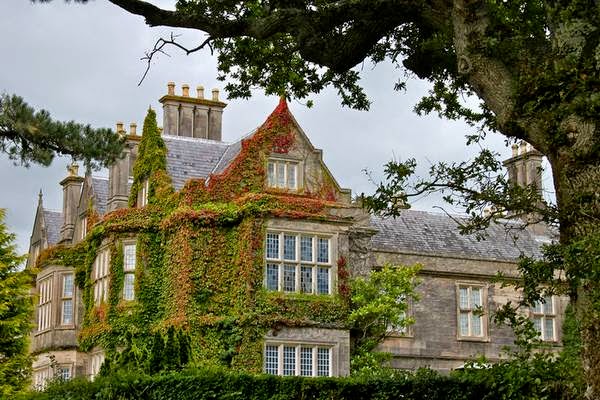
[
  {"left": 301, "top": 266, "right": 313, "bottom": 294},
  {"left": 543, "top": 296, "right": 553, "bottom": 314},
  {"left": 124, "top": 244, "right": 136, "bottom": 271},
  {"left": 459, "top": 312, "right": 469, "bottom": 336},
  {"left": 317, "top": 267, "right": 329, "bottom": 294},
  {"left": 283, "top": 235, "right": 296, "bottom": 261},
  {"left": 277, "top": 162, "right": 286, "bottom": 188},
  {"left": 284, "top": 265, "right": 296, "bottom": 292},
  {"left": 266, "top": 233, "right": 279, "bottom": 259},
  {"left": 471, "top": 288, "right": 482, "bottom": 307},
  {"left": 317, "top": 348, "right": 330, "bottom": 377},
  {"left": 532, "top": 301, "right": 543, "bottom": 314},
  {"left": 471, "top": 315, "right": 482, "bottom": 336},
  {"left": 265, "top": 345, "right": 278, "bottom": 375},
  {"left": 62, "top": 300, "right": 73, "bottom": 325},
  {"left": 123, "top": 273, "right": 135, "bottom": 300},
  {"left": 266, "top": 264, "right": 279, "bottom": 291},
  {"left": 57, "top": 367, "right": 71, "bottom": 381},
  {"left": 317, "top": 238, "right": 329, "bottom": 263},
  {"left": 459, "top": 288, "right": 469, "bottom": 309},
  {"left": 544, "top": 318, "right": 555, "bottom": 341},
  {"left": 300, "top": 236, "right": 313, "bottom": 262},
  {"left": 267, "top": 162, "right": 276, "bottom": 187},
  {"left": 63, "top": 275, "right": 73, "bottom": 297},
  {"left": 300, "top": 347, "right": 313, "bottom": 376},
  {"left": 283, "top": 346, "right": 296, "bottom": 376},
  {"left": 287, "top": 163, "right": 297, "bottom": 189},
  {"left": 533, "top": 317, "right": 542, "bottom": 335}
]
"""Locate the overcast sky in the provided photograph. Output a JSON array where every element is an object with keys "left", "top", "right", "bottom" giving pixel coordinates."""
[{"left": 0, "top": 0, "right": 552, "bottom": 255}]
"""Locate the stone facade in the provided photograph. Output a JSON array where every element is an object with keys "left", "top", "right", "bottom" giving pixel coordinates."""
[{"left": 26, "top": 83, "right": 560, "bottom": 386}]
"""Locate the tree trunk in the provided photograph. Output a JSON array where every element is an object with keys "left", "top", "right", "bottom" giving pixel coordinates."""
[{"left": 548, "top": 127, "right": 600, "bottom": 399}]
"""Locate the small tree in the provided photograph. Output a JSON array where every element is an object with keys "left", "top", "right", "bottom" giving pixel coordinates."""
[
  {"left": 348, "top": 264, "right": 420, "bottom": 376},
  {"left": 0, "top": 209, "right": 32, "bottom": 396}
]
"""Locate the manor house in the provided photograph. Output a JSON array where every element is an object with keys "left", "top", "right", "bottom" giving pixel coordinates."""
[{"left": 26, "top": 83, "right": 564, "bottom": 387}]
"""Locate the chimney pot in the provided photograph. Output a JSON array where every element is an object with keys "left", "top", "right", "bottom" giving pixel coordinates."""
[
  {"left": 67, "top": 163, "right": 79, "bottom": 177},
  {"left": 167, "top": 82, "right": 175, "bottom": 96},
  {"left": 212, "top": 88, "right": 219, "bottom": 101},
  {"left": 116, "top": 122, "right": 125, "bottom": 134},
  {"left": 182, "top": 84, "right": 190, "bottom": 97},
  {"left": 519, "top": 141, "right": 528, "bottom": 155},
  {"left": 129, "top": 123, "right": 137, "bottom": 136},
  {"left": 197, "top": 85, "right": 205, "bottom": 99}
]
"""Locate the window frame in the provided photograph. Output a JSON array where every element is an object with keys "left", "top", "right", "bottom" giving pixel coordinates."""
[
  {"left": 531, "top": 295, "right": 557, "bottom": 342},
  {"left": 92, "top": 248, "right": 110, "bottom": 306},
  {"left": 263, "top": 342, "right": 332, "bottom": 377},
  {"left": 455, "top": 283, "right": 488, "bottom": 341},
  {"left": 122, "top": 242, "right": 137, "bottom": 301},
  {"left": 265, "top": 231, "right": 333, "bottom": 295},
  {"left": 60, "top": 273, "right": 74, "bottom": 326},
  {"left": 266, "top": 158, "right": 301, "bottom": 191},
  {"left": 140, "top": 179, "right": 149, "bottom": 207},
  {"left": 37, "top": 276, "right": 53, "bottom": 332},
  {"left": 89, "top": 351, "right": 105, "bottom": 380}
]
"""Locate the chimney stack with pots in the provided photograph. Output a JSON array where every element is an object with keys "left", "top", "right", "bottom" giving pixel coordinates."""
[{"left": 159, "top": 82, "right": 227, "bottom": 140}]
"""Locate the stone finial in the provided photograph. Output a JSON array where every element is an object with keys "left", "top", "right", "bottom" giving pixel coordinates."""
[
  {"left": 182, "top": 84, "right": 190, "bottom": 97},
  {"left": 67, "top": 162, "right": 79, "bottom": 177},
  {"left": 511, "top": 143, "right": 518, "bottom": 157},
  {"left": 197, "top": 85, "right": 205, "bottom": 99},
  {"left": 38, "top": 189, "right": 43, "bottom": 205},
  {"left": 212, "top": 88, "right": 219, "bottom": 101},
  {"left": 167, "top": 82, "right": 176, "bottom": 96},
  {"left": 129, "top": 123, "right": 137, "bottom": 136}
]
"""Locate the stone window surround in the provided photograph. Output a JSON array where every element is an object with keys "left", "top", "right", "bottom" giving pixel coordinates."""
[
  {"left": 455, "top": 281, "right": 489, "bottom": 342},
  {"left": 32, "top": 362, "right": 74, "bottom": 389},
  {"left": 386, "top": 297, "right": 414, "bottom": 338},
  {"left": 89, "top": 350, "right": 105, "bottom": 380},
  {"left": 531, "top": 295, "right": 557, "bottom": 342},
  {"left": 267, "top": 156, "right": 304, "bottom": 191},
  {"left": 59, "top": 272, "right": 75, "bottom": 327},
  {"left": 37, "top": 275, "right": 53, "bottom": 333},
  {"left": 122, "top": 241, "right": 137, "bottom": 301},
  {"left": 265, "top": 230, "right": 334, "bottom": 295},
  {"left": 264, "top": 340, "right": 333, "bottom": 377},
  {"left": 92, "top": 247, "right": 111, "bottom": 306}
]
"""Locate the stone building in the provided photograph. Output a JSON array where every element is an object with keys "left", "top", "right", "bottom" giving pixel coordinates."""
[{"left": 26, "top": 83, "right": 563, "bottom": 387}]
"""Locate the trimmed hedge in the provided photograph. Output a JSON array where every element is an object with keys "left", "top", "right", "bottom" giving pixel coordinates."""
[{"left": 22, "top": 368, "right": 489, "bottom": 400}]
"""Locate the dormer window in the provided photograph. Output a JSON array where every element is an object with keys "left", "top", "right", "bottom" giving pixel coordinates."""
[
  {"left": 267, "top": 159, "right": 298, "bottom": 190},
  {"left": 140, "top": 180, "right": 149, "bottom": 207}
]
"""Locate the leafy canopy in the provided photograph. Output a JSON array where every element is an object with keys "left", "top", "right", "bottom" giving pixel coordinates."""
[{"left": 0, "top": 93, "right": 124, "bottom": 168}]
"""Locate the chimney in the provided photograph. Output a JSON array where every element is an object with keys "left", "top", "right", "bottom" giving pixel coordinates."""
[
  {"left": 107, "top": 136, "right": 139, "bottom": 212},
  {"left": 502, "top": 141, "right": 544, "bottom": 224},
  {"left": 503, "top": 141, "right": 543, "bottom": 195},
  {"left": 59, "top": 163, "right": 84, "bottom": 244},
  {"left": 159, "top": 82, "right": 227, "bottom": 140}
]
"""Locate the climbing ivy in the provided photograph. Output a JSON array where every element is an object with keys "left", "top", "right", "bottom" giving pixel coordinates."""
[{"left": 48, "top": 99, "right": 354, "bottom": 373}]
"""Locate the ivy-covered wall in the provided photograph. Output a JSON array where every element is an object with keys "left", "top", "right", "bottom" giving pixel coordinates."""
[{"left": 40, "top": 99, "right": 364, "bottom": 374}]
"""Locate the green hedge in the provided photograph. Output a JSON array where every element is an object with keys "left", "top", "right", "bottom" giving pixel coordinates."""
[{"left": 22, "top": 368, "right": 488, "bottom": 400}]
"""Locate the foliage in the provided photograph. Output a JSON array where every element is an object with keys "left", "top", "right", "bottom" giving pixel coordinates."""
[
  {"left": 128, "top": 108, "right": 170, "bottom": 207},
  {"left": 0, "top": 93, "right": 124, "bottom": 168},
  {"left": 21, "top": 367, "right": 492, "bottom": 400},
  {"left": 347, "top": 264, "right": 420, "bottom": 377},
  {"left": 37, "top": 99, "right": 352, "bottom": 375},
  {"left": 0, "top": 209, "right": 33, "bottom": 397}
]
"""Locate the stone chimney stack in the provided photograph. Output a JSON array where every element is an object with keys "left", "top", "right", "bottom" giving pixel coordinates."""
[
  {"left": 59, "top": 163, "right": 84, "bottom": 244},
  {"left": 107, "top": 122, "right": 140, "bottom": 212},
  {"left": 159, "top": 82, "right": 227, "bottom": 140},
  {"left": 503, "top": 141, "right": 543, "bottom": 196}
]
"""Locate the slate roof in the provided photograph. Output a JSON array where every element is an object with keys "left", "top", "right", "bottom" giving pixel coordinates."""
[
  {"left": 91, "top": 177, "right": 109, "bottom": 215},
  {"left": 42, "top": 209, "right": 62, "bottom": 246},
  {"left": 163, "top": 135, "right": 230, "bottom": 190},
  {"left": 371, "top": 210, "right": 550, "bottom": 261},
  {"left": 212, "top": 139, "right": 243, "bottom": 174}
]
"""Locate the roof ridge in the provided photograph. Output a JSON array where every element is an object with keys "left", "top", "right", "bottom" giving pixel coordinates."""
[
  {"left": 162, "top": 134, "right": 231, "bottom": 146},
  {"left": 42, "top": 208, "right": 62, "bottom": 214}
]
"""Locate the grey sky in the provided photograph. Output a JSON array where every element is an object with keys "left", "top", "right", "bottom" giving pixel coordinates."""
[{"left": 0, "top": 0, "right": 548, "bottom": 255}]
